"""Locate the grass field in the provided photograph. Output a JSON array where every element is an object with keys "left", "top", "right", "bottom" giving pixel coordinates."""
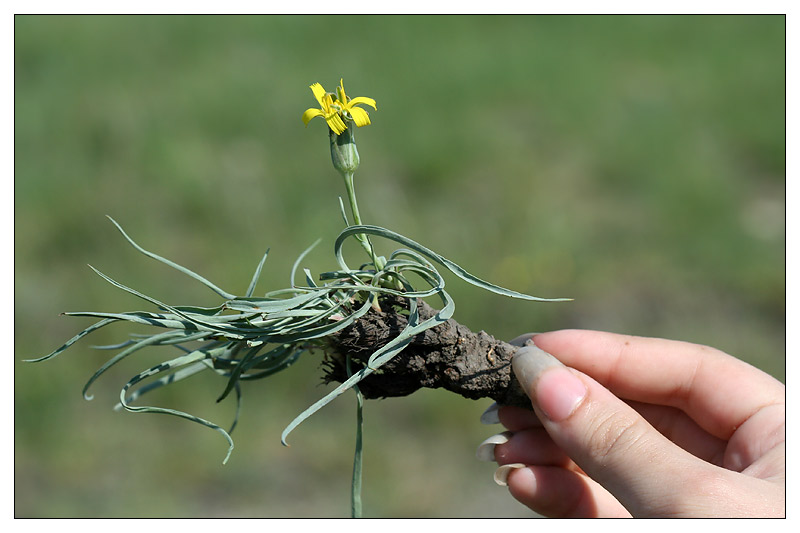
[{"left": 15, "top": 15, "right": 785, "bottom": 517}]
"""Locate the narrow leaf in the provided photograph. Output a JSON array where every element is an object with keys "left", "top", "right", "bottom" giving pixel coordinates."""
[{"left": 106, "top": 216, "right": 236, "bottom": 299}]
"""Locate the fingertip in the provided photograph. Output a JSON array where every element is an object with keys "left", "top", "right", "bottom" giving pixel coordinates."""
[
  {"left": 511, "top": 344, "right": 588, "bottom": 423},
  {"left": 497, "top": 404, "right": 543, "bottom": 431},
  {"left": 511, "top": 344, "right": 564, "bottom": 393},
  {"left": 505, "top": 462, "right": 536, "bottom": 492},
  {"left": 476, "top": 431, "right": 513, "bottom": 462},
  {"left": 493, "top": 463, "right": 527, "bottom": 486},
  {"left": 493, "top": 427, "right": 570, "bottom": 467},
  {"left": 534, "top": 366, "right": 588, "bottom": 422},
  {"left": 505, "top": 465, "right": 631, "bottom": 518}
]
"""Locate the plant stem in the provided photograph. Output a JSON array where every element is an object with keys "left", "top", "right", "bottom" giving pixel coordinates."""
[
  {"left": 348, "top": 354, "right": 364, "bottom": 518},
  {"left": 343, "top": 171, "right": 383, "bottom": 271},
  {"left": 351, "top": 386, "right": 364, "bottom": 518}
]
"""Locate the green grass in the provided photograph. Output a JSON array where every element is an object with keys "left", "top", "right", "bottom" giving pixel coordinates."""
[{"left": 15, "top": 15, "right": 784, "bottom": 517}]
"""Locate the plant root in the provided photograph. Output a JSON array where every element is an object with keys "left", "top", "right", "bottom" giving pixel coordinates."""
[{"left": 324, "top": 296, "right": 531, "bottom": 408}]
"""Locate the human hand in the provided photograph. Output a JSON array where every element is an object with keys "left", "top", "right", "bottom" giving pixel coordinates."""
[{"left": 476, "top": 330, "right": 785, "bottom": 517}]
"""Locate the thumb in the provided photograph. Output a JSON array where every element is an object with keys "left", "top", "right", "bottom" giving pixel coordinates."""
[{"left": 511, "top": 343, "right": 702, "bottom": 516}]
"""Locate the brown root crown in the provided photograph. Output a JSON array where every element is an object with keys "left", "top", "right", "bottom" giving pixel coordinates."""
[{"left": 324, "top": 296, "right": 530, "bottom": 408}]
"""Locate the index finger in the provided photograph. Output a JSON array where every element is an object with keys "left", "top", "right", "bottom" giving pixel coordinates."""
[{"left": 531, "top": 329, "right": 784, "bottom": 440}]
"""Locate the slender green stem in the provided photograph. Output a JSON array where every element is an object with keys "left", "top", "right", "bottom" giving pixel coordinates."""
[
  {"left": 347, "top": 354, "right": 364, "bottom": 518},
  {"left": 351, "top": 388, "right": 364, "bottom": 518},
  {"left": 343, "top": 171, "right": 384, "bottom": 271},
  {"left": 343, "top": 172, "right": 372, "bottom": 254}
]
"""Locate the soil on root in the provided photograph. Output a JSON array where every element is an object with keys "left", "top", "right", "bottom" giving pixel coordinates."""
[{"left": 323, "top": 296, "right": 531, "bottom": 408}]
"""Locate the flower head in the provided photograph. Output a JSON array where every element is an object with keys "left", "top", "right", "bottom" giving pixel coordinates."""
[{"left": 302, "top": 79, "right": 376, "bottom": 135}]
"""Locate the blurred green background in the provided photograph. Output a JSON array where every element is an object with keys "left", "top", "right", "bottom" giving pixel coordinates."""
[{"left": 15, "top": 15, "right": 785, "bottom": 517}]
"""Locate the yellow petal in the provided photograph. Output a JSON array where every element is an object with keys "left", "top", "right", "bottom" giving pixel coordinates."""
[
  {"left": 326, "top": 114, "right": 347, "bottom": 135},
  {"left": 347, "top": 96, "right": 377, "bottom": 110},
  {"left": 337, "top": 78, "right": 347, "bottom": 103},
  {"left": 301, "top": 108, "right": 323, "bottom": 125},
  {"left": 348, "top": 106, "right": 371, "bottom": 128},
  {"left": 309, "top": 83, "right": 327, "bottom": 106}
]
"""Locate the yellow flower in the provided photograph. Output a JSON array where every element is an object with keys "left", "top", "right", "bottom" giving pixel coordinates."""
[
  {"left": 335, "top": 79, "right": 377, "bottom": 129},
  {"left": 302, "top": 83, "right": 347, "bottom": 135},
  {"left": 302, "top": 79, "right": 376, "bottom": 135}
]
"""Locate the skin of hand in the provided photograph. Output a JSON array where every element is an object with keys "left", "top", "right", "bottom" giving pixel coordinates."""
[{"left": 478, "top": 330, "right": 785, "bottom": 518}]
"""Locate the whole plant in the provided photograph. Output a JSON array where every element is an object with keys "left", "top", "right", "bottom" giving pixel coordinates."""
[{"left": 31, "top": 79, "right": 567, "bottom": 517}]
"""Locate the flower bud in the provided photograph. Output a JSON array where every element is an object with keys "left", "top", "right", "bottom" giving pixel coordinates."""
[{"left": 329, "top": 123, "right": 360, "bottom": 176}]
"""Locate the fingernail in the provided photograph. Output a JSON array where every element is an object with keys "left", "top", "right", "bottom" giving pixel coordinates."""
[
  {"left": 480, "top": 402, "right": 500, "bottom": 425},
  {"left": 512, "top": 344, "right": 587, "bottom": 422},
  {"left": 508, "top": 333, "right": 539, "bottom": 347},
  {"left": 476, "top": 431, "right": 513, "bottom": 461},
  {"left": 493, "top": 463, "right": 526, "bottom": 486},
  {"left": 511, "top": 344, "right": 565, "bottom": 390}
]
